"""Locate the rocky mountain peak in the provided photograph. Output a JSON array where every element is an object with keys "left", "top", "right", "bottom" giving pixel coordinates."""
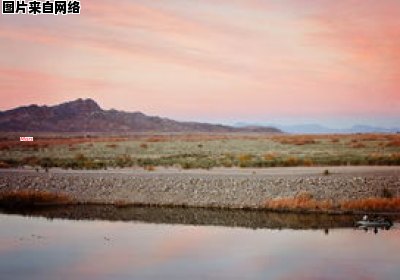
[{"left": 53, "top": 98, "right": 102, "bottom": 115}]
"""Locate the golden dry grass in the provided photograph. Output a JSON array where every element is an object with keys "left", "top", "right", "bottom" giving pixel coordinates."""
[
  {"left": 302, "top": 158, "right": 314, "bottom": 167},
  {"left": 283, "top": 157, "right": 300, "bottom": 166},
  {"left": 238, "top": 154, "right": 253, "bottom": 162},
  {"left": 0, "top": 190, "right": 73, "bottom": 206},
  {"left": 144, "top": 165, "right": 155, "bottom": 171},
  {"left": 273, "top": 135, "right": 318, "bottom": 145},
  {"left": 263, "top": 153, "right": 277, "bottom": 160},
  {"left": 386, "top": 140, "right": 400, "bottom": 147},
  {"left": 340, "top": 198, "right": 400, "bottom": 211},
  {"left": 265, "top": 192, "right": 333, "bottom": 211},
  {"left": 350, "top": 142, "right": 366, "bottom": 148},
  {"left": 265, "top": 193, "right": 400, "bottom": 212}
]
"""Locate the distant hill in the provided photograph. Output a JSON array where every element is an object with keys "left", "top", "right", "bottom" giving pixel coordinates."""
[
  {"left": 0, "top": 98, "right": 281, "bottom": 133},
  {"left": 235, "top": 122, "right": 400, "bottom": 134}
]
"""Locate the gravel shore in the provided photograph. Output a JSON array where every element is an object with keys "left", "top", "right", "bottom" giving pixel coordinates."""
[{"left": 1, "top": 166, "right": 399, "bottom": 210}]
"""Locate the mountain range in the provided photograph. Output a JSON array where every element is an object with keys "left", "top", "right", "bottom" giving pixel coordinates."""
[
  {"left": 235, "top": 123, "right": 400, "bottom": 134},
  {"left": 0, "top": 98, "right": 281, "bottom": 133}
]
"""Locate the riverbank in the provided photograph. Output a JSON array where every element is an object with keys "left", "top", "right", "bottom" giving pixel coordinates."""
[{"left": 1, "top": 166, "right": 399, "bottom": 213}]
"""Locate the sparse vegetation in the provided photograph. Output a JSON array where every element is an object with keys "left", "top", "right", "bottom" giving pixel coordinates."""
[{"left": 0, "top": 133, "right": 399, "bottom": 169}]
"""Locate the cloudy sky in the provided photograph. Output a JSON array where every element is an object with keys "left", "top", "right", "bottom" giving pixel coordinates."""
[{"left": 0, "top": 0, "right": 399, "bottom": 127}]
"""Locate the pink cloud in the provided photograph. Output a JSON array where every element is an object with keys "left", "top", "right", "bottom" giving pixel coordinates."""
[
  {"left": 0, "top": 67, "right": 115, "bottom": 108},
  {"left": 307, "top": 1, "right": 400, "bottom": 79},
  {"left": 0, "top": 0, "right": 398, "bottom": 121}
]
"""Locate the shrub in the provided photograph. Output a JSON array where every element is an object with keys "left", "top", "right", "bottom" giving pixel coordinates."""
[
  {"left": 263, "top": 153, "right": 277, "bottom": 161},
  {"left": 386, "top": 140, "right": 400, "bottom": 147},
  {"left": 144, "top": 165, "right": 155, "bottom": 171},
  {"left": 238, "top": 154, "right": 253, "bottom": 162},
  {"left": 106, "top": 144, "right": 118, "bottom": 148},
  {"left": 275, "top": 136, "right": 317, "bottom": 145},
  {"left": 74, "top": 153, "right": 87, "bottom": 162},
  {"left": 221, "top": 160, "right": 233, "bottom": 167},
  {"left": 115, "top": 154, "right": 134, "bottom": 168},
  {"left": 283, "top": 157, "right": 299, "bottom": 167},
  {"left": 351, "top": 142, "right": 366, "bottom": 148},
  {"left": 40, "top": 157, "right": 55, "bottom": 169},
  {"left": 382, "top": 188, "right": 394, "bottom": 199},
  {"left": 140, "top": 143, "right": 148, "bottom": 149},
  {"left": 303, "top": 158, "right": 313, "bottom": 167},
  {"left": 181, "top": 161, "right": 194, "bottom": 169},
  {"left": 0, "top": 161, "right": 11, "bottom": 168},
  {"left": 238, "top": 154, "right": 253, "bottom": 167},
  {"left": 196, "top": 158, "right": 215, "bottom": 169},
  {"left": 146, "top": 136, "right": 166, "bottom": 142},
  {"left": 22, "top": 156, "right": 40, "bottom": 166}
]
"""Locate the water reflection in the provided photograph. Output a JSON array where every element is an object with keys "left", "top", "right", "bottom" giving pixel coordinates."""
[
  {"left": 0, "top": 212, "right": 399, "bottom": 280},
  {"left": 358, "top": 226, "right": 392, "bottom": 235},
  {"left": 0, "top": 205, "right": 361, "bottom": 230},
  {"left": 0, "top": 210, "right": 399, "bottom": 280}
]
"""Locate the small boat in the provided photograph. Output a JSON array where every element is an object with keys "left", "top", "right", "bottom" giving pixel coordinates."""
[
  {"left": 355, "top": 215, "right": 393, "bottom": 229},
  {"left": 355, "top": 220, "right": 392, "bottom": 228}
]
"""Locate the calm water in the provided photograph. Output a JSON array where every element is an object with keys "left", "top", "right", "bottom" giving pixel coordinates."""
[{"left": 0, "top": 208, "right": 399, "bottom": 280}]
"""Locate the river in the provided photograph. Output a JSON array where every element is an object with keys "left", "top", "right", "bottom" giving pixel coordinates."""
[{"left": 0, "top": 206, "right": 399, "bottom": 280}]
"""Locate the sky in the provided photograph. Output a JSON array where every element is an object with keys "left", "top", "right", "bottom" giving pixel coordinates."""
[{"left": 0, "top": 0, "right": 399, "bottom": 128}]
